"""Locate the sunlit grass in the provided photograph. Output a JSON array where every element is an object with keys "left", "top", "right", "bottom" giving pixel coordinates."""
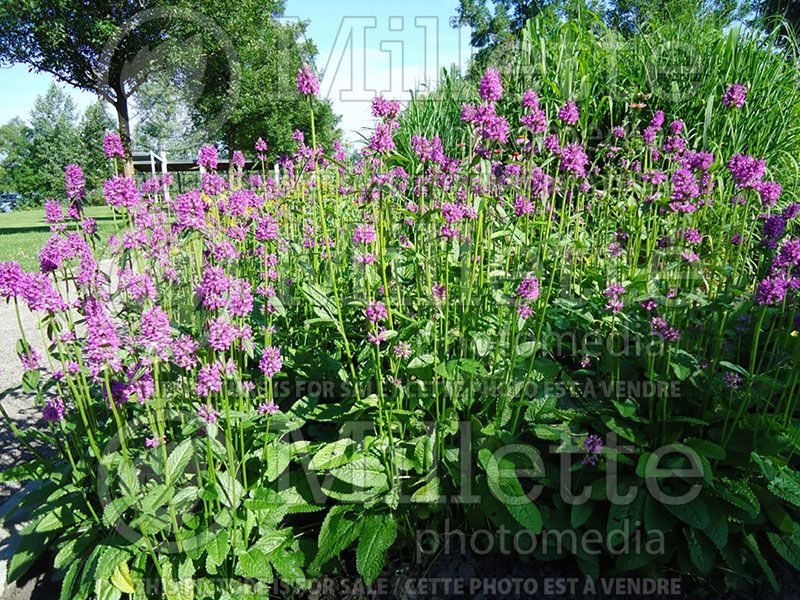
[{"left": 0, "top": 206, "right": 118, "bottom": 270}]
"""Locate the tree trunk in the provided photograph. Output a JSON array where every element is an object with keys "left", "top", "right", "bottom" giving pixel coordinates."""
[{"left": 114, "top": 93, "right": 134, "bottom": 177}]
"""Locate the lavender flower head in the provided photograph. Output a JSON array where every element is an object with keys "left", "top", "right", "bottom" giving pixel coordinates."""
[
  {"left": 44, "top": 201, "right": 63, "bottom": 224},
  {"left": 103, "top": 176, "right": 140, "bottom": 209},
  {"left": 297, "top": 64, "right": 320, "bottom": 96},
  {"left": 558, "top": 100, "right": 579, "bottom": 126},
  {"left": 198, "top": 404, "right": 220, "bottom": 424},
  {"left": 479, "top": 68, "right": 503, "bottom": 102},
  {"left": 259, "top": 346, "right": 283, "bottom": 379},
  {"left": 722, "top": 83, "right": 747, "bottom": 109},
  {"left": 582, "top": 434, "right": 603, "bottom": 466},
  {"left": 231, "top": 150, "right": 245, "bottom": 169},
  {"left": 258, "top": 401, "right": 280, "bottom": 416},
  {"left": 198, "top": 144, "right": 219, "bottom": 170},
  {"left": 522, "top": 89, "right": 539, "bottom": 109},
  {"left": 103, "top": 132, "right": 125, "bottom": 158},
  {"left": 42, "top": 397, "right": 66, "bottom": 423},
  {"left": 65, "top": 164, "right": 85, "bottom": 201}
]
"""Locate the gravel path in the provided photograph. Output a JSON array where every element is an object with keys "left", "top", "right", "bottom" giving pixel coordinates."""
[
  {"left": 0, "top": 299, "right": 49, "bottom": 600},
  {"left": 0, "top": 300, "right": 45, "bottom": 501}
]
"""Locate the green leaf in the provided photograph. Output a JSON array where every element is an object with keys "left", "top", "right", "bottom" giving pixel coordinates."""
[
  {"left": 330, "top": 455, "right": 387, "bottom": 489},
  {"left": 110, "top": 562, "right": 136, "bottom": 595},
  {"left": 410, "top": 478, "right": 440, "bottom": 503},
  {"left": 302, "top": 282, "right": 337, "bottom": 322},
  {"left": 22, "top": 369, "right": 40, "bottom": 393},
  {"left": 478, "top": 448, "right": 542, "bottom": 534},
  {"left": 60, "top": 560, "right": 83, "bottom": 600},
  {"left": 314, "top": 505, "right": 363, "bottom": 568},
  {"left": 0, "top": 460, "right": 50, "bottom": 482},
  {"left": 685, "top": 527, "right": 715, "bottom": 574},
  {"left": 471, "top": 332, "right": 492, "bottom": 357},
  {"left": 308, "top": 439, "right": 355, "bottom": 471},
  {"left": 7, "top": 522, "right": 49, "bottom": 583},
  {"left": 746, "top": 534, "right": 779, "bottom": 591},
  {"left": 96, "top": 544, "right": 131, "bottom": 580},
  {"left": 166, "top": 439, "right": 195, "bottom": 483},
  {"left": 702, "top": 498, "right": 728, "bottom": 549},
  {"left": 714, "top": 478, "right": 759, "bottom": 518},
  {"left": 102, "top": 495, "right": 136, "bottom": 528},
  {"left": 163, "top": 571, "right": 194, "bottom": 600},
  {"left": 270, "top": 550, "right": 306, "bottom": 588},
  {"left": 206, "top": 529, "right": 229, "bottom": 570},
  {"left": 767, "top": 531, "right": 800, "bottom": 571},
  {"left": 356, "top": 515, "right": 397, "bottom": 585},
  {"left": 215, "top": 471, "right": 243, "bottom": 509},
  {"left": 665, "top": 495, "right": 709, "bottom": 530},
  {"left": 769, "top": 467, "right": 800, "bottom": 508},
  {"left": 265, "top": 443, "right": 292, "bottom": 482},
  {"left": 235, "top": 547, "right": 274, "bottom": 582},
  {"left": 570, "top": 501, "right": 595, "bottom": 529}
]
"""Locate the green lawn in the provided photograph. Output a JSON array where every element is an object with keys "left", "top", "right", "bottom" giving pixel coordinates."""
[{"left": 0, "top": 206, "right": 119, "bottom": 271}]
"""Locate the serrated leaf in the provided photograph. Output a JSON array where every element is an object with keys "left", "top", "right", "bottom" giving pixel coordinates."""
[
  {"left": 270, "top": 550, "right": 306, "bottom": 587},
  {"left": 166, "top": 439, "right": 195, "bottom": 483},
  {"left": 235, "top": 547, "right": 274, "bottom": 581},
  {"left": 410, "top": 478, "right": 440, "bottom": 503},
  {"left": 746, "top": 534, "right": 779, "bottom": 591},
  {"left": 206, "top": 529, "right": 229, "bottom": 569},
  {"left": 685, "top": 527, "right": 715, "bottom": 574},
  {"left": 265, "top": 443, "right": 292, "bottom": 482},
  {"left": 768, "top": 531, "right": 800, "bottom": 571},
  {"left": 7, "top": 522, "right": 49, "bottom": 583},
  {"left": 314, "top": 505, "right": 363, "bottom": 568},
  {"left": 356, "top": 515, "right": 397, "bottom": 585},
  {"left": 60, "top": 560, "right": 82, "bottom": 600},
  {"left": 110, "top": 562, "right": 136, "bottom": 595},
  {"left": 215, "top": 471, "right": 243, "bottom": 508},
  {"left": 330, "top": 455, "right": 387, "bottom": 489},
  {"left": 103, "top": 496, "right": 136, "bottom": 528},
  {"left": 96, "top": 545, "right": 131, "bottom": 580},
  {"left": 478, "top": 448, "right": 542, "bottom": 533},
  {"left": 665, "top": 495, "right": 709, "bottom": 530},
  {"left": 308, "top": 439, "right": 355, "bottom": 471}
]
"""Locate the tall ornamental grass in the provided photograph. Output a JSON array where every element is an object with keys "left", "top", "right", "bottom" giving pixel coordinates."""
[
  {"left": 397, "top": 16, "right": 800, "bottom": 194},
  {"left": 1, "top": 62, "right": 800, "bottom": 598}
]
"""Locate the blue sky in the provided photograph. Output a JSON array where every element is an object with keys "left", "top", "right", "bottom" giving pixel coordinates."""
[{"left": 0, "top": 1, "right": 471, "bottom": 143}]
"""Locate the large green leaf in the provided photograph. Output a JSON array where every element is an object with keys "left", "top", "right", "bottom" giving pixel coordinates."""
[
  {"left": 356, "top": 514, "right": 398, "bottom": 585},
  {"left": 313, "top": 505, "right": 363, "bottom": 569},
  {"left": 478, "top": 448, "right": 542, "bottom": 533},
  {"left": 308, "top": 439, "right": 356, "bottom": 471}
]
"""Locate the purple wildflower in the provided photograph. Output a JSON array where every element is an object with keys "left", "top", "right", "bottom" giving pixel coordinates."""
[
  {"left": 722, "top": 83, "right": 747, "bottom": 109},
  {"left": 42, "top": 398, "right": 66, "bottom": 423},
  {"left": 558, "top": 100, "right": 579, "bottom": 126},
  {"left": 366, "top": 301, "right": 388, "bottom": 323},
  {"left": 140, "top": 306, "right": 172, "bottom": 359},
  {"left": 103, "top": 176, "right": 140, "bottom": 209},
  {"left": 198, "top": 144, "right": 218, "bottom": 170},
  {"left": 198, "top": 404, "right": 220, "bottom": 423},
  {"left": 297, "top": 64, "right": 320, "bottom": 96},
  {"left": 479, "top": 68, "right": 503, "bottom": 102},
  {"left": 259, "top": 346, "right": 283, "bottom": 378},
  {"left": 258, "top": 401, "right": 280, "bottom": 416},
  {"left": 65, "top": 164, "right": 85, "bottom": 201},
  {"left": 196, "top": 362, "right": 223, "bottom": 397},
  {"left": 353, "top": 223, "right": 377, "bottom": 244},
  {"left": 103, "top": 132, "right": 125, "bottom": 158}
]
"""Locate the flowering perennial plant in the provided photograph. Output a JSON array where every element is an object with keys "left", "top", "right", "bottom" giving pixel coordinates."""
[{"left": 3, "top": 68, "right": 800, "bottom": 597}]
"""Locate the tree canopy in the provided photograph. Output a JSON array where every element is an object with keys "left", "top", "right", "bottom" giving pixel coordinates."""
[{"left": 0, "top": 0, "right": 338, "bottom": 171}]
